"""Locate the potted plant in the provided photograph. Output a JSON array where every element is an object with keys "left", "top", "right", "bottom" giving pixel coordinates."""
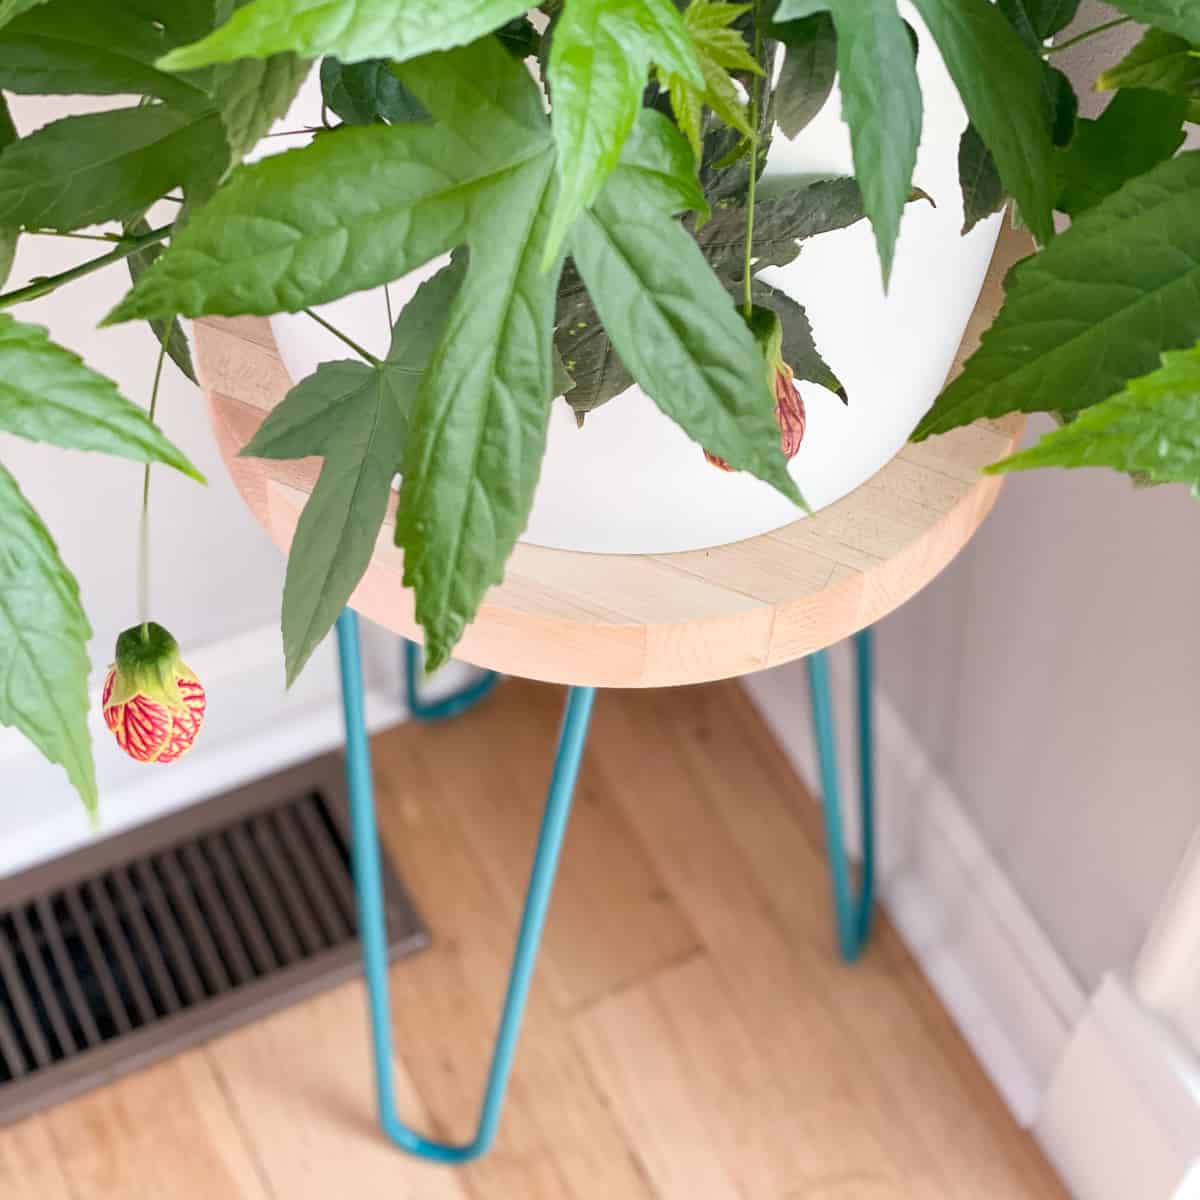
[{"left": 0, "top": 0, "right": 1196, "bottom": 813}]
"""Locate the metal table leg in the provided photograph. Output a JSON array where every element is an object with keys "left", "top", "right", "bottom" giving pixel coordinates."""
[
  {"left": 336, "top": 609, "right": 595, "bottom": 1163},
  {"left": 806, "top": 628, "right": 877, "bottom": 962},
  {"left": 402, "top": 638, "right": 499, "bottom": 722}
]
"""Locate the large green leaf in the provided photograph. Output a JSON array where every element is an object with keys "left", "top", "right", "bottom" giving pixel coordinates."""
[
  {"left": 0, "top": 0, "right": 212, "bottom": 111},
  {"left": 660, "top": 0, "right": 760, "bottom": 159},
  {"left": 0, "top": 104, "right": 226, "bottom": 231},
  {"left": 1056, "top": 88, "right": 1187, "bottom": 217},
  {"left": 545, "top": 0, "right": 701, "bottom": 264},
  {"left": 0, "top": 315, "right": 203, "bottom": 478},
  {"left": 909, "top": 0, "right": 1056, "bottom": 246},
  {"left": 319, "top": 56, "right": 427, "bottom": 124},
  {"left": 243, "top": 264, "right": 461, "bottom": 682},
  {"left": 1109, "top": 1, "right": 1200, "bottom": 43},
  {"left": 771, "top": 12, "right": 837, "bottom": 139},
  {"left": 0, "top": 0, "right": 49, "bottom": 29},
  {"left": 1097, "top": 29, "right": 1200, "bottom": 98},
  {"left": 158, "top": 0, "right": 531, "bottom": 71},
  {"left": 106, "top": 43, "right": 551, "bottom": 323},
  {"left": 914, "top": 151, "right": 1200, "bottom": 440},
  {"left": 995, "top": 0, "right": 1081, "bottom": 48},
  {"left": 0, "top": 464, "right": 96, "bottom": 814},
  {"left": 568, "top": 111, "right": 801, "bottom": 504},
  {"left": 777, "top": 0, "right": 921, "bottom": 286},
  {"left": 988, "top": 342, "right": 1200, "bottom": 490}
]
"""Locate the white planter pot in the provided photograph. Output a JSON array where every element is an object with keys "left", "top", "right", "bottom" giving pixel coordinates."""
[{"left": 267, "top": 11, "right": 1001, "bottom": 555}]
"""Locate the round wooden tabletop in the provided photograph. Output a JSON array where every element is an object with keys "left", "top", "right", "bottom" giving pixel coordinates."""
[{"left": 197, "top": 226, "right": 1026, "bottom": 689}]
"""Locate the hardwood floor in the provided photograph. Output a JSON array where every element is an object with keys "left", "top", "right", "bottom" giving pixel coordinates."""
[{"left": 0, "top": 679, "right": 1067, "bottom": 1199}]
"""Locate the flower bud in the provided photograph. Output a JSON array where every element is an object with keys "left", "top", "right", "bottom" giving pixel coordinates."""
[
  {"left": 703, "top": 306, "right": 806, "bottom": 471},
  {"left": 102, "top": 623, "right": 206, "bottom": 764}
]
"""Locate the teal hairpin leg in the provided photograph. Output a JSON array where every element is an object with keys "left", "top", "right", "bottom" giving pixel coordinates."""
[
  {"left": 337, "top": 609, "right": 596, "bottom": 1164},
  {"left": 806, "top": 628, "right": 876, "bottom": 962},
  {"left": 403, "top": 638, "right": 499, "bottom": 722}
]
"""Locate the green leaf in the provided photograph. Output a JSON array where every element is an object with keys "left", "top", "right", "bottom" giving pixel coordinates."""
[
  {"left": 908, "top": 0, "right": 1056, "bottom": 247},
  {"left": 0, "top": 314, "right": 203, "bottom": 478},
  {"left": 693, "top": 175, "right": 875, "bottom": 276},
  {"left": 914, "top": 151, "right": 1200, "bottom": 440},
  {"left": 106, "top": 41, "right": 552, "bottom": 323},
  {"left": 1109, "top": 1, "right": 1200, "bottom": 43},
  {"left": 660, "top": 0, "right": 760, "bottom": 159},
  {"left": 772, "top": 12, "right": 837, "bottom": 138},
  {"left": 0, "top": 0, "right": 49, "bottom": 29},
  {"left": 158, "top": 0, "right": 531, "bottom": 71},
  {"left": 958, "top": 123, "right": 1006, "bottom": 234},
  {"left": 319, "top": 56, "right": 428, "bottom": 125},
  {"left": 243, "top": 264, "right": 462, "bottom": 682},
  {"left": 126, "top": 218, "right": 196, "bottom": 384},
  {"left": 1057, "top": 88, "right": 1187, "bottom": 217},
  {"left": 0, "top": 0, "right": 212, "bottom": 111},
  {"left": 568, "top": 110, "right": 802, "bottom": 504},
  {"left": 986, "top": 342, "right": 1200, "bottom": 489},
  {"left": 777, "top": 0, "right": 922, "bottom": 286},
  {"left": 0, "top": 104, "right": 226, "bottom": 231},
  {"left": 0, "top": 93, "right": 16, "bottom": 285},
  {"left": 0, "top": 464, "right": 96, "bottom": 814},
  {"left": 1097, "top": 29, "right": 1200, "bottom": 98},
  {"left": 995, "top": 0, "right": 1081, "bottom": 48},
  {"left": 209, "top": 53, "right": 311, "bottom": 166},
  {"left": 545, "top": 0, "right": 702, "bottom": 265}
]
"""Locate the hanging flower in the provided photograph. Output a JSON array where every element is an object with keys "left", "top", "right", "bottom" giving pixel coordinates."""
[
  {"left": 102, "top": 623, "right": 206, "bottom": 764},
  {"left": 704, "top": 305, "right": 806, "bottom": 471}
]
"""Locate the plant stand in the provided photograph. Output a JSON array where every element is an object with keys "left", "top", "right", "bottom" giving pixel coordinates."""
[{"left": 197, "top": 222, "right": 1027, "bottom": 1165}]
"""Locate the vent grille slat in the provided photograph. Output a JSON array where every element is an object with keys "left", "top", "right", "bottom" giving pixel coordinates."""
[
  {"left": 132, "top": 860, "right": 206, "bottom": 1007},
  {"left": 158, "top": 850, "right": 232, "bottom": 997},
  {"left": 35, "top": 897, "right": 101, "bottom": 1049},
  {"left": 0, "top": 924, "right": 51, "bottom": 1069},
  {"left": 0, "top": 999, "right": 27, "bottom": 1080},
  {"left": 10, "top": 908, "right": 75, "bottom": 1059},
  {"left": 63, "top": 889, "right": 132, "bottom": 1038},
  {"left": 295, "top": 799, "right": 359, "bottom": 931},
  {"left": 273, "top": 805, "right": 350, "bottom": 946},
  {"left": 178, "top": 844, "right": 255, "bottom": 988},
  {"left": 251, "top": 816, "right": 326, "bottom": 957},
  {"left": 109, "top": 868, "right": 181, "bottom": 1017},
  {"left": 0, "top": 757, "right": 426, "bottom": 1126},
  {"left": 227, "top": 826, "right": 302, "bottom": 966},
  {"left": 87, "top": 879, "right": 158, "bottom": 1027},
  {"left": 201, "top": 833, "right": 278, "bottom": 977}
]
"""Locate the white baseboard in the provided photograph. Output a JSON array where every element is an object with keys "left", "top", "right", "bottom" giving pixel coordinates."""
[
  {"left": 0, "top": 621, "right": 480, "bottom": 878},
  {"left": 742, "top": 650, "right": 1088, "bottom": 1125},
  {"left": 1036, "top": 974, "right": 1200, "bottom": 1200}
]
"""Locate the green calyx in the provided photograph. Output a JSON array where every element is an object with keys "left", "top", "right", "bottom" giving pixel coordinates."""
[
  {"left": 108, "top": 621, "right": 186, "bottom": 710},
  {"left": 744, "top": 304, "right": 786, "bottom": 374}
]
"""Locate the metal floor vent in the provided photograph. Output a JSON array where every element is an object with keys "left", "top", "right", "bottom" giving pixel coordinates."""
[{"left": 0, "top": 753, "right": 427, "bottom": 1125}]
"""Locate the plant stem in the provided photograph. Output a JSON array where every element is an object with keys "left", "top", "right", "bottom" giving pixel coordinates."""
[
  {"left": 0, "top": 223, "right": 172, "bottom": 309},
  {"left": 139, "top": 323, "right": 171, "bottom": 632},
  {"left": 742, "top": 10, "right": 763, "bottom": 318},
  {"left": 1045, "top": 15, "right": 1132, "bottom": 54},
  {"left": 28, "top": 229, "right": 135, "bottom": 244},
  {"left": 302, "top": 306, "right": 381, "bottom": 365}
]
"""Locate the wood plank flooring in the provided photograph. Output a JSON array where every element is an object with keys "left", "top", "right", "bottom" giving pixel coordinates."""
[{"left": 0, "top": 679, "right": 1067, "bottom": 1199}]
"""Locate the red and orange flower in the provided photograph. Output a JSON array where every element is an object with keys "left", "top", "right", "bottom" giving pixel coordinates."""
[{"left": 102, "top": 623, "right": 206, "bottom": 764}]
